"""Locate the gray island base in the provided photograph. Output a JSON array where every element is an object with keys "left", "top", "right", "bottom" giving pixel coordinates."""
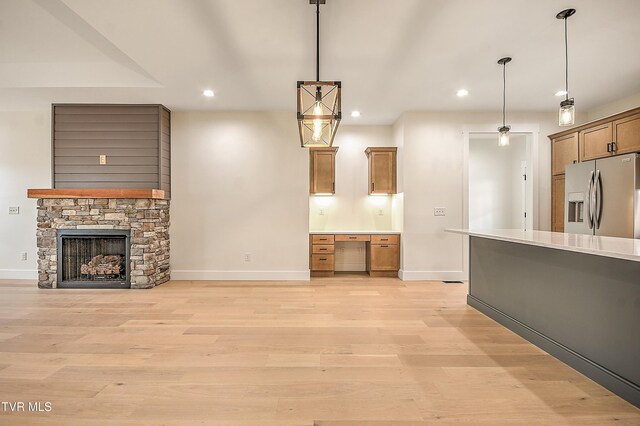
[{"left": 450, "top": 230, "right": 640, "bottom": 408}]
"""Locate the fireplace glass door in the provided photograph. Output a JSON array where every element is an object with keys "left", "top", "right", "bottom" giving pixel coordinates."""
[{"left": 57, "top": 230, "right": 130, "bottom": 288}]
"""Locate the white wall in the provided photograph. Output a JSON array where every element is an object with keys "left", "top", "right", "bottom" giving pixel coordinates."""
[
  {"left": 469, "top": 134, "right": 527, "bottom": 230},
  {"left": 309, "top": 125, "right": 394, "bottom": 232},
  {"left": 0, "top": 111, "right": 50, "bottom": 279},
  {"left": 587, "top": 92, "right": 640, "bottom": 121},
  {"left": 396, "top": 111, "right": 563, "bottom": 281},
  {"left": 170, "top": 112, "right": 310, "bottom": 280}
]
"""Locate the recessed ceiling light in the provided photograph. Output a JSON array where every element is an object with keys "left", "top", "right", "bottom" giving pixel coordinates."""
[
  {"left": 351, "top": 110, "right": 361, "bottom": 117},
  {"left": 456, "top": 89, "right": 469, "bottom": 97},
  {"left": 202, "top": 89, "right": 215, "bottom": 97},
  {"left": 555, "top": 90, "right": 568, "bottom": 97}
]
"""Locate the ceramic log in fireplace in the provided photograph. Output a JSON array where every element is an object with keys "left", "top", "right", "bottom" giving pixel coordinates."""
[{"left": 57, "top": 230, "right": 130, "bottom": 288}]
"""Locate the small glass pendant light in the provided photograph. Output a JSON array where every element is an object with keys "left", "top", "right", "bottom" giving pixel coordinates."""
[
  {"left": 557, "top": 8, "right": 576, "bottom": 126},
  {"left": 497, "top": 57, "right": 512, "bottom": 147}
]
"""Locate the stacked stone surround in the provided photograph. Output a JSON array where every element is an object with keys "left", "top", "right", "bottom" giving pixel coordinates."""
[{"left": 36, "top": 198, "right": 170, "bottom": 289}]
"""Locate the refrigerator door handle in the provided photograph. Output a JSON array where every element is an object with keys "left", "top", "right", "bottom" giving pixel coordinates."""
[
  {"left": 587, "top": 171, "right": 594, "bottom": 229},
  {"left": 595, "top": 169, "right": 603, "bottom": 228}
]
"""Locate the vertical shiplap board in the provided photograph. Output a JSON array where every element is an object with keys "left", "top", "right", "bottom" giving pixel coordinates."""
[
  {"left": 160, "top": 106, "right": 171, "bottom": 197},
  {"left": 52, "top": 104, "right": 170, "bottom": 197}
]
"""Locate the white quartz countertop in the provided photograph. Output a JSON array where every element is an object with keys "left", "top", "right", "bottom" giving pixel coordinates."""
[
  {"left": 309, "top": 231, "right": 401, "bottom": 235},
  {"left": 446, "top": 229, "right": 640, "bottom": 263}
]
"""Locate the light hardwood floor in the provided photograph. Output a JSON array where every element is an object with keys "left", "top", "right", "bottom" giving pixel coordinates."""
[{"left": 0, "top": 275, "right": 638, "bottom": 425}]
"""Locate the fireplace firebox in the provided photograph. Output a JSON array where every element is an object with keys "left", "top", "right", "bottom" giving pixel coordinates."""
[{"left": 57, "top": 230, "right": 130, "bottom": 288}]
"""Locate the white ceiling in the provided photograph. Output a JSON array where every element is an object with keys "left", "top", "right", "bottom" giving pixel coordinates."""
[{"left": 1, "top": 0, "right": 639, "bottom": 124}]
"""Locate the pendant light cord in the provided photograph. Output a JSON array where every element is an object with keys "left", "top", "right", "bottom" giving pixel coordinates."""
[
  {"left": 316, "top": 1, "right": 320, "bottom": 81},
  {"left": 502, "top": 62, "right": 506, "bottom": 127},
  {"left": 564, "top": 17, "right": 569, "bottom": 101}
]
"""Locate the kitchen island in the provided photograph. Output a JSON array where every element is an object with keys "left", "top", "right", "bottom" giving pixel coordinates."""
[{"left": 448, "top": 229, "right": 640, "bottom": 407}]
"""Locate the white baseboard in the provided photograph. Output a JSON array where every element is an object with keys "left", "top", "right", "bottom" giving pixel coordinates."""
[
  {"left": 171, "top": 270, "right": 311, "bottom": 281},
  {"left": 0, "top": 269, "right": 38, "bottom": 280},
  {"left": 399, "top": 270, "right": 466, "bottom": 281}
]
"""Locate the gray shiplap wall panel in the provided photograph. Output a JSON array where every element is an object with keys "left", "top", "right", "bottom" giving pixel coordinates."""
[
  {"left": 56, "top": 165, "right": 159, "bottom": 174},
  {"left": 55, "top": 122, "right": 159, "bottom": 132},
  {"left": 52, "top": 104, "right": 171, "bottom": 198},
  {"left": 55, "top": 156, "right": 159, "bottom": 166},
  {"left": 55, "top": 106, "right": 159, "bottom": 115},
  {"left": 55, "top": 113, "right": 159, "bottom": 123},
  {"left": 55, "top": 148, "right": 158, "bottom": 157},
  {"left": 159, "top": 106, "right": 171, "bottom": 196},
  {"left": 55, "top": 131, "right": 158, "bottom": 140},
  {"left": 55, "top": 181, "right": 158, "bottom": 189},
  {"left": 55, "top": 139, "right": 159, "bottom": 149},
  {"left": 56, "top": 174, "right": 158, "bottom": 182}
]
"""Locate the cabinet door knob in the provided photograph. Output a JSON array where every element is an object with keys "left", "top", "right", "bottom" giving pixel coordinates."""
[{"left": 607, "top": 143, "right": 611, "bottom": 153}]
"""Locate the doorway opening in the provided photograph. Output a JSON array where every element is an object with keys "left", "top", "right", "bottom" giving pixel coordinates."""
[{"left": 468, "top": 132, "right": 533, "bottom": 230}]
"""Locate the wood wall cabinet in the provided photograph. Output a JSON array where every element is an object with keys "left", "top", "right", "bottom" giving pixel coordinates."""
[
  {"left": 551, "top": 132, "right": 578, "bottom": 175},
  {"left": 365, "top": 147, "right": 397, "bottom": 194},
  {"left": 310, "top": 233, "right": 400, "bottom": 277},
  {"left": 552, "top": 174, "right": 565, "bottom": 232},
  {"left": 309, "top": 147, "right": 338, "bottom": 194},
  {"left": 580, "top": 123, "right": 613, "bottom": 161},
  {"left": 613, "top": 112, "right": 640, "bottom": 155},
  {"left": 549, "top": 107, "right": 640, "bottom": 233}
]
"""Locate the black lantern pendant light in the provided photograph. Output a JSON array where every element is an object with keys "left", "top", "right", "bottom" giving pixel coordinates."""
[
  {"left": 297, "top": 0, "right": 342, "bottom": 148},
  {"left": 557, "top": 8, "right": 576, "bottom": 126},
  {"left": 497, "top": 57, "right": 512, "bottom": 147}
]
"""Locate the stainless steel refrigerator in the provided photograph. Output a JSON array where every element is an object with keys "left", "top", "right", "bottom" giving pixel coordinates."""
[{"left": 564, "top": 153, "right": 640, "bottom": 238}]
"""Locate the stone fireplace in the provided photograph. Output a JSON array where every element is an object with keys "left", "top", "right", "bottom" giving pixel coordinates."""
[{"left": 31, "top": 191, "right": 170, "bottom": 289}]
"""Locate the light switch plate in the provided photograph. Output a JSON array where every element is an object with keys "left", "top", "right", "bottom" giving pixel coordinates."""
[
  {"left": 99, "top": 155, "right": 107, "bottom": 165},
  {"left": 434, "top": 207, "right": 446, "bottom": 216},
  {"left": 9, "top": 206, "right": 19, "bottom": 215}
]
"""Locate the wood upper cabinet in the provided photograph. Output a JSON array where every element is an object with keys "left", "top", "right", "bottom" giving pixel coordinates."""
[
  {"left": 365, "top": 147, "right": 397, "bottom": 194},
  {"left": 309, "top": 147, "right": 338, "bottom": 194},
  {"left": 552, "top": 174, "right": 565, "bottom": 232},
  {"left": 613, "top": 113, "right": 640, "bottom": 155},
  {"left": 551, "top": 132, "right": 578, "bottom": 175},
  {"left": 580, "top": 122, "right": 613, "bottom": 161}
]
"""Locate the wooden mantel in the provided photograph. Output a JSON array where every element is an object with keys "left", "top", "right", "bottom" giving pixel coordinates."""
[{"left": 27, "top": 188, "right": 168, "bottom": 199}]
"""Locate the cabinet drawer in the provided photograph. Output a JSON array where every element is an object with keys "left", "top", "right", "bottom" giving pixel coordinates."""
[
  {"left": 335, "top": 234, "right": 370, "bottom": 242},
  {"left": 312, "top": 244, "right": 335, "bottom": 254},
  {"left": 369, "top": 244, "right": 399, "bottom": 271},
  {"left": 311, "top": 254, "right": 334, "bottom": 271},
  {"left": 371, "top": 234, "right": 399, "bottom": 245},
  {"left": 312, "top": 234, "right": 335, "bottom": 244}
]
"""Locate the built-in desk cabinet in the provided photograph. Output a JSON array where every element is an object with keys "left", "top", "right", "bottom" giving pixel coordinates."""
[
  {"left": 310, "top": 233, "right": 400, "bottom": 277},
  {"left": 309, "top": 147, "right": 338, "bottom": 195},
  {"left": 549, "top": 107, "right": 640, "bottom": 232}
]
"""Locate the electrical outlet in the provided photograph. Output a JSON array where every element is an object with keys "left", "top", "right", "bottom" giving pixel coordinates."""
[
  {"left": 99, "top": 155, "right": 107, "bottom": 165},
  {"left": 19, "top": 252, "right": 27, "bottom": 261},
  {"left": 319, "top": 208, "right": 324, "bottom": 216},
  {"left": 434, "top": 207, "right": 446, "bottom": 216},
  {"left": 9, "top": 206, "right": 19, "bottom": 215},
  {"left": 378, "top": 209, "right": 384, "bottom": 216},
  {"left": 244, "top": 253, "right": 251, "bottom": 262}
]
